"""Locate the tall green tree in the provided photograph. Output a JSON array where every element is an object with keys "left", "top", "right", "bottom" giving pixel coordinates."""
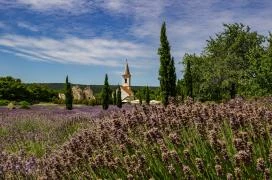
[
  {"left": 65, "top": 75, "right": 73, "bottom": 110},
  {"left": 253, "top": 33, "right": 272, "bottom": 95},
  {"left": 113, "top": 90, "right": 117, "bottom": 105},
  {"left": 205, "top": 23, "right": 264, "bottom": 99},
  {"left": 158, "top": 21, "right": 176, "bottom": 105},
  {"left": 181, "top": 23, "right": 267, "bottom": 101},
  {"left": 139, "top": 90, "right": 143, "bottom": 105},
  {"left": 183, "top": 55, "right": 193, "bottom": 98},
  {"left": 176, "top": 79, "right": 186, "bottom": 101},
  {"left": 145, "top": 86, "right": 150, "bottom": 105},
  {"left": 168, "top": 57, "right": 177, "bottom": 96},
  {"left": 116, "top": 85, "right": 122, "bottom": 108},
  {"left": 101, "top": 74, "right": 111, "bottom": 110}
]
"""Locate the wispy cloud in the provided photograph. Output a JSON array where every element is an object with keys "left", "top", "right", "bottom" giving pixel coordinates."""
[
  {"left": 122, "top": 0, "right": 272, "bottom": 60},
  {"left": 0, "top": 0, "right": 96, "bottom": 14},
  {"left": 17, "top": 22, "right": 39, "bottom": 32},
  {"left": 17, "top": 0, "right": 76, "bottom": 10},
  {"left": 0, "top": 35, "right": 154, "bottom": 68},
  {"left": 1, "top": 0, "right": 272, "bottom": 74}
]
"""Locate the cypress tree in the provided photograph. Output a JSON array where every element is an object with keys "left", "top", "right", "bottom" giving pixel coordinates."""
[
  {"left": 137, "top": 88, "right": 143, "bottom": 105},
  {"left": 116, "top": 85, "right": 122, "bottom": 108},
  {"left": 158, "top": 21, "right": 176, "bottom": 105},
  {"left": 184, "top": 58, "right": 193, "bottom": 98},
  {"left": 139, "top": 90, "right": 143, "bottom": 105},
  {"left": 168, "top": 57, "right": 177, "bottom": 96},
  {"left": 101, "top": 74, "right": 110, "bottom": 110},
  {"left": 145, "top": 86, "right": 150, "bottom": 105},
  {"left": 65, "top": 75, "right": 73, "bottom": 110},
  {"left": 113, "top": 90, "right": 117, "bottom": 105}
]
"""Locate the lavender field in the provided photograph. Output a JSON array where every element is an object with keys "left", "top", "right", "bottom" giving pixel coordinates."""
[{"left": 0, "top": 98, "right": 272, "bottom": 179}]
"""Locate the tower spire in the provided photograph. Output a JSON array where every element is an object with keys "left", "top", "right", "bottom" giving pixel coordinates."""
[{"left": 123, "top": 59, "right": 130, "bottom": 75}]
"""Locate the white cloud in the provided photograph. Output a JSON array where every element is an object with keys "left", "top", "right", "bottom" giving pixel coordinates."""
[
  {"left": 0, "top": 0, "right": 96, "bottom": 14},
  {"left": 128, "top": 0, "right": 272, "bottom": 59},
  {"left": 17, "top": 22, "right": 39, "bottom": 32},
  {"left": 0, "top": 35, "right": 154, "bottom": 68},
  {"left": 1, "top": 0, "right": 272, "bottom": 74},
  {"left": 17, "top": 0, "right": 77, "bottom": 10},
  {"left": 103, "top": 0, "right": 125, "bottom": 12}
]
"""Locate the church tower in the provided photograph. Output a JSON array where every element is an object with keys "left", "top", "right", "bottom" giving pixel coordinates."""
[
  {"left": 120, "top": 60, "right": 134, "bottom": 102},
  {"left": 122, "top": 60, "right": 131, "bottom": 89}
]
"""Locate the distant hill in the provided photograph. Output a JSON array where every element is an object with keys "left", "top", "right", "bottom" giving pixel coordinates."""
[{"left": 33, "top": 83, "right": 159, "bottom": 95}]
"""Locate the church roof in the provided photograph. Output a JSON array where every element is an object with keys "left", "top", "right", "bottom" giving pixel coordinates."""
[{"left": 123, "top": 60, "right": 131, "bottom": 76}]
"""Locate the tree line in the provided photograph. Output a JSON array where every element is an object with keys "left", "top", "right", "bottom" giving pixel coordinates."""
[
  {"left": 0, "top": 76, "right": 57, "bottom": 105},
  {"left": 158, "top": 22, "right": 272, "bottom": 105}
]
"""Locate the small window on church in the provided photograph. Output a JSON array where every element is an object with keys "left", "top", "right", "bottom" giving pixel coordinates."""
[{"left": 125, "top": 79, "right": 127, "bottom": 83}]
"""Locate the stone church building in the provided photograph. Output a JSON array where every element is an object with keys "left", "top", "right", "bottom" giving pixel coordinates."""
[{"left": 120, "top": 61, "right": 134, "bottom": 102}]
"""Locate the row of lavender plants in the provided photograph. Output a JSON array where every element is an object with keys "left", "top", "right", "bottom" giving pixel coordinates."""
[{"left": 0, "top": 98, "right": 272, "bottom": 179}]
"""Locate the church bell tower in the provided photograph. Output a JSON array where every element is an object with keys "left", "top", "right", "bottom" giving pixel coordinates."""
[{"left": 122, "top": 60, "right": 131, "bottom": 89}]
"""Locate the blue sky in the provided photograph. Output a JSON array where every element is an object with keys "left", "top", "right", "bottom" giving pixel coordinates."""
[{"left": 0, "top": 0, "right": 272, "bottom": 86}]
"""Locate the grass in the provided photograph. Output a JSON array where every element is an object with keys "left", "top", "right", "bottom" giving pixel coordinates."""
[
  {"left": 0, "top": 127, "right": 8, "bottom": 137},
  {"left": 3, "top": 118, "right": 86, "bottom": 158},
  {"left": 6, "top": 141, "right": 46, "bottom": 158}
]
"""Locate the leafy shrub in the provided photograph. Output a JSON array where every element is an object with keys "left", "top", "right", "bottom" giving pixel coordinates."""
[
  {"left": 19, "top": 101, "right": 31, "bottom": 109},
  {"left": 0, "top": 99, "right": 9, "bottom": 106},
  {"left": 88, "top": 99, "right": 97, "bottom": 106},
  {"left": 7, "top": 102, "right": 15, "bottom": 110},
  {"left": 52, "top": 97, "right": 64, "bottom": 104}
]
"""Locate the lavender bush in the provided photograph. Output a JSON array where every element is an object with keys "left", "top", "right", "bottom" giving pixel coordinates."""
[{"left": 0, "top": 99, "right": 272, "bottom": 179}]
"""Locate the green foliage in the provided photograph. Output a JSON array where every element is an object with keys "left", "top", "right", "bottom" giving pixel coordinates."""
[
  {"left": 183, "top": 54, "right": 194, "bottom": 98},
  {"left": 0, "top": 99, "right": 9, "bottom": 106},
  {"left": 0, "top": 76, "right": 29, "bottom": 101},
  {"left": 135, "top": 87, "right": 159, "bottom": 104},
  {"left": 116, "top": 85, "right": 122, "bottom": 108},
  {"left": 26, "top": 83, "right": 57, "bottom": 103},
  {"left": 0, "top": 127, "right": 8, "bottom": 137},
  {"left": 6, "top": 141, "right": 46, "bottom": 158},
  {"left": 176, "top": 79, "right": 186, "bottom": 101},
  {"left": 168, "top": 57, "right": 177, "bottom": 97},
  {"left": 158, "top": 22, "right": 177, "bottom": 106},
  {"left": 251, "top": 33, "right": 272, "bottom": 95},
  {"left": 101, "top": 74, "right": 111, "bottom": 110},
  {"left": 145, "top": 86, "right": 150, "bottom": 105},
  {"left": 113, "top": 90, "right": 117, "bottom": 105},
  {"left": 52, "top": 96, "right": 64, "bottom": 104},
  {"left": 139, "top": 92, "right": 143, "bottom": 105},
  {"left": 135, "top": 88, "right": 143, "bottom": 105},
  {"left": 19, "top": 101, "right": 31, "bottom": 109},
  {"left": 181, "top": 23, "right": 271, "bottom": 101},
  {"left": 0, "top": 76, "right": 57, "bottom": 103},
  {"left": 151, "top": 87, "right": 162, "bottom": 101},
  {"left": 65, "top": 76, "right": 73, "bottom": 110}
]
